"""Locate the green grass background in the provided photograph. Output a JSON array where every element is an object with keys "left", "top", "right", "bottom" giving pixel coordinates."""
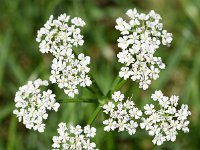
[{"left": 0, "top": 0, "right": 200, "bottom": 149}]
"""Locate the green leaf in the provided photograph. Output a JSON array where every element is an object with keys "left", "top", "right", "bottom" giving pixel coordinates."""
[
  {"left": 88, "top": 104, "right": 102, "bottom": 125},
  {"left": 0, "top": 104, "right": 14, "bottom": 123},
  {"left": 7, "top": 116, "right": 17, "bottom": 150},
  {"left": 0, "top": 29, "right": 13, "bottom": 86}
]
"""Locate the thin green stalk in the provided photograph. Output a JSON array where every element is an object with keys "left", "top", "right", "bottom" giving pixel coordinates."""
[
  {"left": 73, "top": 51, "right": 104, "bottom": 97},
  {"left": 90, "top": 76, "right": 105, "bottom": 96},
  {"left": 7, "top": 116, "right": 17, "bottom": 150},
  {"left": 0, "top": 104, "right": 14, "bottom": 123},
  {"left": 110, "top": 78, "right": 126, "bottom": 94},
  {"left": 0, "top": 29, "right": 12, "bottom": 86},
  {"left": 88, "top": 104, "right": 102, "bottom": 125},
  {"left": 58, "top": 98, "right": 98, "bottom": 103},
  {"left": 110, "top": 76, "right": 121, "bottom": 91},
  {"left": 85, "top": 84, "right": 103, "bottom": 98},
  {"left": 85, "top": 86, "right": 98, "bottom": 95}
]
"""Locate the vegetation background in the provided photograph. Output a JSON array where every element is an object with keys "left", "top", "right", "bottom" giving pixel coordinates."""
[{"left": 0, "top": 0, "right": 200, "bottom": 149}]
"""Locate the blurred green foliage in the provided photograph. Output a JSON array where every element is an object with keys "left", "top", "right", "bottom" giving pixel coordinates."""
[{"left": 0, "top": 0, "right": 200, "bottom": 149}]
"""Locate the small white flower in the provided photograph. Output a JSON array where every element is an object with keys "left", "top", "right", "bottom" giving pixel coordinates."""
[
  {"left": 71, "top": 17, "right": 86, "bottom": 27},
  {"left": 151, "top": 90, "right": 163, "bottom": 101},
  {"left": 13, "top": 79, "right": 60, "bottom": 132},
  {"left": 116, "top": 9, "right": 172, "bottom": 90},
  {"left": 103, "top": 119, "right": 117, "bottom": 132},
  {"left": 84, "top": 125, "right": 96, "bottom": 138},
  {"left": 140, "top": 90, "right": 191, "bottom": 145},
  {"left": 102, "top": 91, "right": 142, "bottom": 135},
  {"left": 112, "top": 91, "right": 124, "bottom": 102},
  {"left": 52, "top": 123, "right": 98, "bottom": 150},
  {"left": 103, "top": 102, "right": 115, "bottom": 114},
  {"left": 144, "top": 104, "right": 155, "bottom": 115}
]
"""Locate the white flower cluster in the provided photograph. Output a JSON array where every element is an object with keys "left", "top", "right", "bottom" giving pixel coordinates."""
[
  {"left": 50, "top": 51, "right": 92, "bottom": 97},
  {"left": 52, "top": 123, "right": 98, "bottom": 150},
  {"left": 36, "top": 14, "right": 92, "bottom": 97},
  {"left": 13, "top": 79, "right": 60, "bottom": 132},
  {"left": 140, "top": 90, "right": 191, "bottom": 145},
  {"left": 13, "top": 10, "right": 190, "bottom": 148},
  {"left": 103, "top": 91, "right": 142, "bottom": 135},
  {"left": 36, "top": 13, "right": 85, "bottom": 56},
  {"left": 115, "top": 9, "right": 173, "bottom": 90}
]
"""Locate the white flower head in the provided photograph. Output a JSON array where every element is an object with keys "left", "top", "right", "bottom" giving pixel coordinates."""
[
  {"left": 49, "top": 52, "right": 92, "bottom": 98},
  {"left": 103, "top": 91, "right": 142, "bottom": 135},
  {"left": 13, "top": 79, "right": 60, "bottom": 132},
  {"left": 52, "top": 123, "right": 98, "bottom": 150},
  {"left": 36, "top": 13, "right": 85, "bottom": 58},
  {"left": 116, "top": 9, "right": 172, "bottom": 90},
  {"left": 140, "top": 90, "right": 191, "bottom": 145},
  {"left": 37, "top": 14, "right": 92, "bottom": 98}
]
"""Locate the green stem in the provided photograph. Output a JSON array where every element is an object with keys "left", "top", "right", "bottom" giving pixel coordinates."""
[
  {"left": 85, "top": 86, "right": 97, "bottom": 95},
  {"left": 88, "top": 104, "right": 102, "bottom": 125},
  {"left": 91, "top": 76, "right": 104, "bottom": 96},
  {"left": 86, "top": 83, "right": 103, "bottom": 98},
  {"left": 110, "top": 76, "right": 121, "bottom": 91},
  {"left": 58, "top": 98, "right": 98, "bottom": 103},
  {"left": 73, "top": 52, "right": 104, "bottom": 97},
  {"left": 111, "top": 78, "right": 126, "bottom": 94}
]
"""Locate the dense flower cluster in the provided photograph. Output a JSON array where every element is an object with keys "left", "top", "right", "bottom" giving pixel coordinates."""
[
  {"left": 50, "top": 52, "right": 92, "bottom": 97},
  {"left": 36, "top": 13, "right": 85, "bottom": 57},
  {"left": 103, "top": 91, "right": 142, "bottom": 135},
  {"left": 52, "top": 123, "right": 98, "bottom": 150},
  {"left": 116, "top": 9, "right": 173, "bottom": 90},
  {"left": 140, "top": 90, "right": 191, "bottom": 145},
  {"left": 36, "top": 14, "right": 92, "bottom": 97},
  {"left": 13, "top": 79, "right": 60, "bottom": 132}
]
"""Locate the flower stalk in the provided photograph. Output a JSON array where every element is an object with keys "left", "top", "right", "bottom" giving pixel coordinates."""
[
  {"left": 88, "top": 104, "right": 103, "bottom": 125},
  {"left": 58, "top": 98, "right": 99, "bottom": 103}
]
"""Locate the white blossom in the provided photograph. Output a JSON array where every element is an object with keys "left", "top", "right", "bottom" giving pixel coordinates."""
[
  {"left": 115, "top": 9, "right": 172, "bottom": 90},
  {"left": 36, "top": 13, "right": 85, "bottom": 58},
  {"left": 140, "top": 90, "right": 191, "bottom": 145},
  {"left": 71, "top": 17, "right": 86, "bottom": 27},
  {"left": 103, "top": 91, "right": 142, "bottom": 135},
  {"left": 49, "top": 51, "right": 92, "bottom": 98},
  {"left": 13, "top": 79, "right": 60, "bottom": 132},
  {"left": 52, "top": 123, "right": 98, "bottom": 150}
]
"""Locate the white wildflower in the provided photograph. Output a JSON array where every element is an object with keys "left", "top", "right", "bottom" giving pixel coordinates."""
[
  {"left": 13, "top": 79, "right": 60, "bottom": 132},
  {"left": 52, "top": 123, "right": 98, "bottom": 150},
  {"left": 49, "top": 52, "right": 92, "bottom": 98},
  {"left": 140, "top": 90, "right": 191, "bottom": 145},
  {"left": 103, "top": 91, "right": 142, "bottom": 135},
  {"left": 36, "top": 13, "right": 85, "bottom": 58},
  {"left": 115, "top": 8, "right": 172, "bottom": 90},
  {"left": 71, "top": 17, "right": 86, "bottom": 27}
]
